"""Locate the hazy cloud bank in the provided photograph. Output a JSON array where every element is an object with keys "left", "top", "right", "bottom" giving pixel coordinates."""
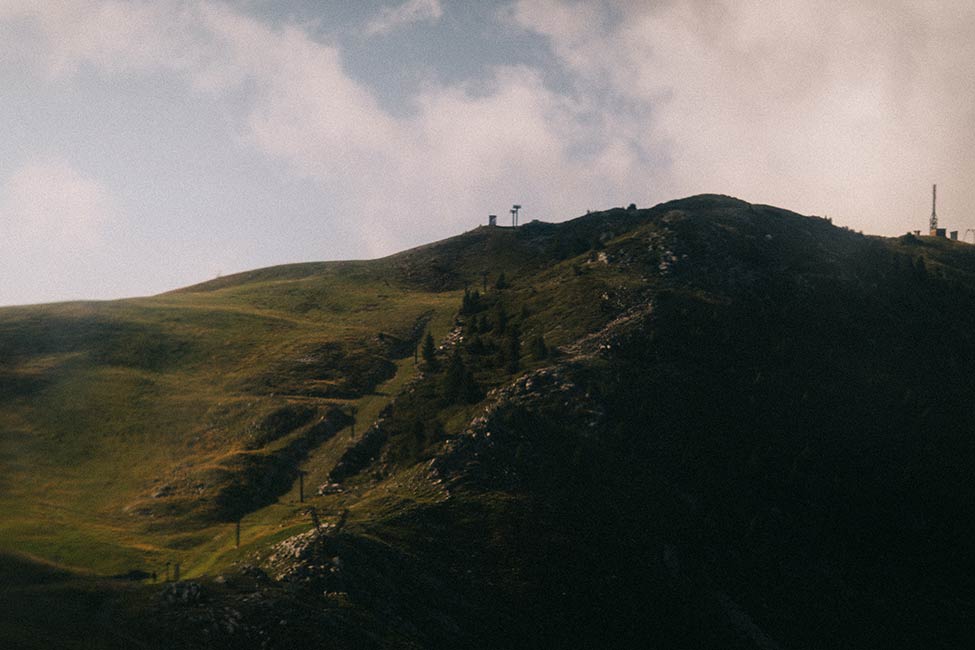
[
  {"left": 513, "top": 0, "right": 975, "bottom": 233},
  {"left": 1, "top": 159, "right": 116, "bottom": 249}
]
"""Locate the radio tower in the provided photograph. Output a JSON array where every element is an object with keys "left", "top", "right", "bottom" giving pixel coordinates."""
[{"left": 930, "top": 184, "right": 938, "bottom": 233}]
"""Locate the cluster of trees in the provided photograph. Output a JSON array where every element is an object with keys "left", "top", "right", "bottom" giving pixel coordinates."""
[
  {"left": 460, "top": 292, "right": 547, "bottom": 374},
  {"left": 418, "top": 278, "right": 551, "bottom": 407},
  {"left": 460, "top": 288, "right": 482, "bottom": 315}
]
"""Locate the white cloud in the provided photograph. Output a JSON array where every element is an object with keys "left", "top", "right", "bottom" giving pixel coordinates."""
[
  {"left": 2, "top": 0, "right": 645, "bottom": 257},
  {"left": 512, "top": 0, "right": 975, "bottom": 234},
  {"left": 0, "top": 159, "right": 117, "bottom": 250},
  {"left": 364, "top": 0, "right": 443, "bottom": 36},
  {"left": 507, "top": 0, "right": 613, "bottom": 81},
  {"left": 0, "top": 1, "right": 202, "bottom": 78}
]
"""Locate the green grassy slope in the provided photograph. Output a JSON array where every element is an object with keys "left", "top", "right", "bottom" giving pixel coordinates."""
[
  {"left": 0, "top": 257, "right": 462, "bottom": 576},
  {"left": 0, "top": 213, "right": 636, "bottom": 577}
]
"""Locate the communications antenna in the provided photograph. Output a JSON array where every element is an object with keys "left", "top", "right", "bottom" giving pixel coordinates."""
[{"left": 930, "top": 184, "right": 938, "bottom": 232}]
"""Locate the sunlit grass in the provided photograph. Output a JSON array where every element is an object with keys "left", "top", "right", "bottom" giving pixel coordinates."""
[{"left": 0, "top": 258, "right": 461, "bottom": 577}]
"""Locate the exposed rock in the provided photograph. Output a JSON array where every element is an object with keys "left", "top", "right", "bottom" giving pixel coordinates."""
[
  {"left": 263, "top": 529, "right": 339, "bottom": 587},
  {"left": 429, "top": 361, "right": 604, "bottom": 489},
  {"left": 317, "top": 482, "right": 344, "bottom": 495},
  {"left": 160, "top": 581, "right": 205, "bottom": 606}
]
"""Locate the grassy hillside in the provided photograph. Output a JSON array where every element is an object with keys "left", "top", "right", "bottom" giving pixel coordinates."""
[
  {"left": 3, "top": 195, "right": 975, "bottom": 649},
  {"left": 0, "top": 257, "right": 462, "bottom": 576},
  {"left": 0, "top": 215, "right": 643, "bottom": 577}
]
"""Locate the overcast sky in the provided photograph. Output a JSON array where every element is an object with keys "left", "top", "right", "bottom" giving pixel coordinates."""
[{"left": 2, "top": 0, "right": 974, "bottom": 306}]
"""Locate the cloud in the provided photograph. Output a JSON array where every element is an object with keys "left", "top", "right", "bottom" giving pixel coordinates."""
[
  {"left": 7, "top": 0, "right": 972, "bottom": 287},
  {"left": 3, "top": 0, "right": 647, "bottom": 257},
  {"left": 0, "top": 1, "right": 203, "bottom": 78},
  {"left": 0, "top": 159, "right": 117, "bottom": 250},
  {"left": 0, "top": 158, "right": 130, "bottom": 305},
  {"left": 364, "top": 0, "right": 443, "bottom": 36},
  {"left": 512, "top": 0, "right": 975, "bottom": 235}
]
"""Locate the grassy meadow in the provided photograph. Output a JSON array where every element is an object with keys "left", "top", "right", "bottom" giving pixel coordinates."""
[{"left": 0, "top": 258, "right": 461, "bottom": 578}]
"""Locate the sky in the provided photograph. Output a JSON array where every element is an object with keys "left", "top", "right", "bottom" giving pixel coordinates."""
[{"left": 1, "top": 0, "right": 974, "bottom": 306}]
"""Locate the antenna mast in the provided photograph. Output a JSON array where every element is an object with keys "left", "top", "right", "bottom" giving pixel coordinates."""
[
  {"left": 930, "top": 184, "right": 938, "bottom": 232},
  {"left": 511, "top": 204, "right": 521, "bottom": 227}
]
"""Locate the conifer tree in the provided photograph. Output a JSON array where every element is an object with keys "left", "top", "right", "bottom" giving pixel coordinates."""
[
  {"left": 422, "top": 332, "right": 439, "bottom": 371},
  {"left": 460, "top": 288, "right": 481, "bottom": 315},
  {"left": 506, "top": 327, "right": 521, "bottom": 373},
  {"left": 443, "top": 350, "right": 480, "bottom": 403}
]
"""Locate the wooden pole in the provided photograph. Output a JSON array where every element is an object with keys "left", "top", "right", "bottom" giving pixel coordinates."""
[
  {"left": 309, "top": 507, "right": 325, "bottom": 540},
  {"left": 299, "top": 471, "right": 305, "bottom": 503},
  {"left": 235, "top": 520, "right": 241, "bottom": 548}
]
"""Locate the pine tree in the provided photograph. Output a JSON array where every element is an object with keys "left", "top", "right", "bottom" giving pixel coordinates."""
[
  {"left": 460, "top": 288, "right": 481, "bottom": 315},
  {"left": 443, "top": 350, "right": 480, "bottom": 404},
  {"left": 421, "top": 332, "right": 439, "bottom": 371},
  {"left": 506, "top": 327, "right": 521, "bottom": 373},
  {"left": 443, "top": 350, "right": 465, "bottom": 402}
]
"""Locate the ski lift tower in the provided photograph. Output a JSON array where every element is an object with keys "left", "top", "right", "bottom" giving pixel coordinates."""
[{"left": 511, "top": 204, "right": 521, "bottom": 227}]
